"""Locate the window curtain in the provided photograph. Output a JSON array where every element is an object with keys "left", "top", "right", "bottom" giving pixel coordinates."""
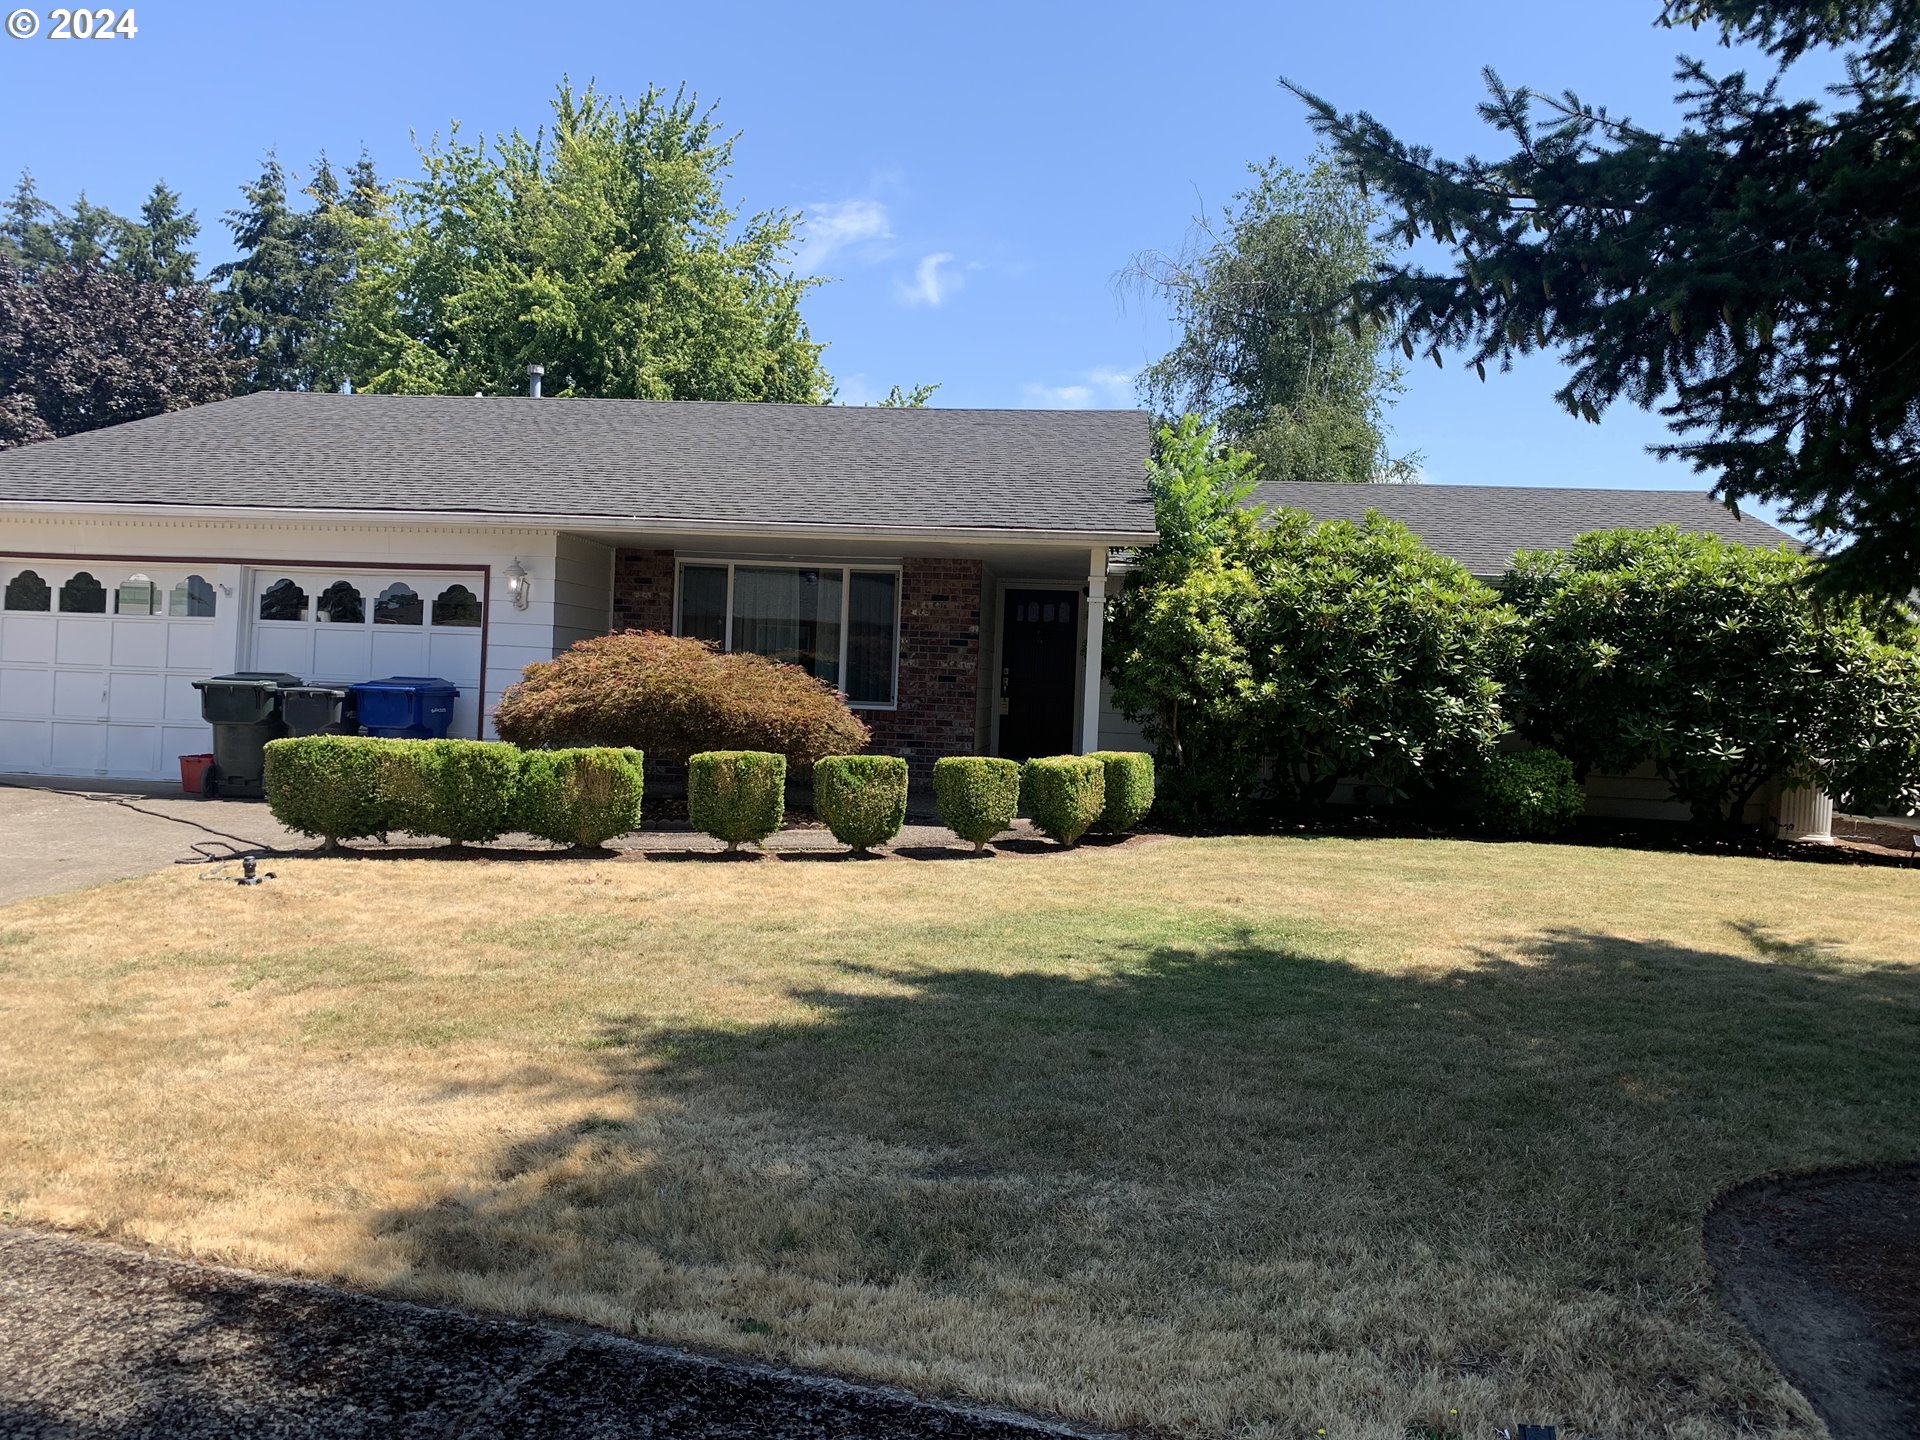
[
  {"left": 680, "top": 565, "right": 727, "bottom": 645},
  {"left": 846, "top": 571, "right": 897, "bottom": 703},
  {"left": 731, "top": 566, "right": 842, "bottom": 686}
]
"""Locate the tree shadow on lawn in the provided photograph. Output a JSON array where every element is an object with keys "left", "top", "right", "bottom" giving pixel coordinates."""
[{"left": 357, "top": 922, "right": 1920, "bottom": 1435}]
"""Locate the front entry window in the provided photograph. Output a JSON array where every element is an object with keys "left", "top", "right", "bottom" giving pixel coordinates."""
[{"left": 675, "top": 560, "right": 900, "bottom": 706}]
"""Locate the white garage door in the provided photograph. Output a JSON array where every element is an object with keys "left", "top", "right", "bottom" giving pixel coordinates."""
[
  {"left": 0, "top": 560, "right": 221, "bottom": 780},
  {"left": 245, "top": 568, "right": 486, "bottom": 740},
  {"left": 0, "top": 560, "right": 490, "bottom": 782}
]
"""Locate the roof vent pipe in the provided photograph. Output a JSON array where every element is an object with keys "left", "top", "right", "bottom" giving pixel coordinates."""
[{"left": 527, "top": 363, "right": 544, "bottom": 399}]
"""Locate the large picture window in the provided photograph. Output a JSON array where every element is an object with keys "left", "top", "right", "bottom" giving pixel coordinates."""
[{"left": 676, "top": 560, "right": 900, "bottom": 707}]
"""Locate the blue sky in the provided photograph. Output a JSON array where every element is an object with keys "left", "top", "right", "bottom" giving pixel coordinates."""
[{"left": 0, "top": 1, "right": 1821, "bottom": 502}]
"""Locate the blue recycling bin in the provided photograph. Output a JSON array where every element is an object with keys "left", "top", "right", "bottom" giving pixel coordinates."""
[{"left": 349, "top": 676, "right": 460, "bottom": 739}]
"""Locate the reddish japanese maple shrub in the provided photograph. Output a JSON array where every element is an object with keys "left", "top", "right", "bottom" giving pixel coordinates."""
[{"left": 495, "top": 631, "right": 869, "bottom": 770}]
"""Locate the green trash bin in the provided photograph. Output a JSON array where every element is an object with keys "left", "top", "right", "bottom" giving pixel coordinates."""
[{"left": 191, "top": 672, "right": 302, "bottom": 798}]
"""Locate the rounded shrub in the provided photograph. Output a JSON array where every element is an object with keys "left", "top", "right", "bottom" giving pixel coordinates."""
[
  {"left": 933, "top": 756, "right": 1021, "bottom": 853},
  {"left": 1473, "top": 748, "right": 1586, "bottom": 837},
  {"left": 1089, "top": 751, "right": 1155, "bottom": 832},
  {"left": 514, "top": 747, "right": 646, "bottom": 848},
  {"left": 381, "top": 738, "right": 522, "bottom": 844},
  {"left": 688, "top": 750, "right": 787, "bottom": 850},
  {"left": 814, "top": 755, "right": 908, "bottom": 853},
  {"left": 1021, "top": 755, "right": 1106, "bottom": 846},
  {"left": 263, "top": 735, "right": 393, "bottom": 847},
  {"left": 495, "top": 631, "right": 869, "bottom": 771}
]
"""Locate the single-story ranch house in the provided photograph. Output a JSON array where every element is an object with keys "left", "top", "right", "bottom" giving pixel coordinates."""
[{"left": 0, "top": 390, "right": 1821, "bottom": 832}]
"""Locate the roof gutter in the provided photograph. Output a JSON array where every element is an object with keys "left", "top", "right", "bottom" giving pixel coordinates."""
[{"left": 0, "top": 499, "right": 1158, "bottom": 549}]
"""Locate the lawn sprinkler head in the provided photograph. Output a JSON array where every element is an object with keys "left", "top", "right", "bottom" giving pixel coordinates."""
[{"left": 235, "top": 856, "right": 276, "bottom": 887}]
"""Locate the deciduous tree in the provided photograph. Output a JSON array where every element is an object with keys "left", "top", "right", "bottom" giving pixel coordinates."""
[
  {"left": 0, "top": 257, "right": 233, "bottom": 448},
  {"left": 1505, "top": 527, "right": 1920, "bottom": 824},
  {"left": 1107, "top": 421, "right": 1514, "bottom": 822},
  {"left": 337, "top": 81, "right": 830, "bottom": 402},
  {"left": 1132, "top": 155, "right": 1415, "bottom": 483}
]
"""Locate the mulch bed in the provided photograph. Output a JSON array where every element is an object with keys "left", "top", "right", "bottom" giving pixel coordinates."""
[
  {"left": 0, "top": 1227, "right": 1104, "bottom": 1440},
  {"left": 1832, "top": 815, "right": 1920, "bottom": 862},
  {"left": 1706, "top": 1165, "right": 1920, "bottom": 1439}
]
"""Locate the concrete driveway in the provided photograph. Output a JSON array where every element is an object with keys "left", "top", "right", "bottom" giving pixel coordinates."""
[{"left": 0, "top": 781, "right": 296, "bottom": 905}]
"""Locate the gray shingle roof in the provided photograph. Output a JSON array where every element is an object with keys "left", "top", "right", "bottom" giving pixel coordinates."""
[
  {"left": 1249, "top": 481, "right": 1797, "bottom": 574},
  {"left": 0, "top": 392, "right": 1158, "bottom": 539}
]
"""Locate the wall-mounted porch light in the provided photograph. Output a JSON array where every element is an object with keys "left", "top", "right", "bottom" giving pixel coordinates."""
[{"left": 504, "top": 557, "right": 531, "bottom": 611}]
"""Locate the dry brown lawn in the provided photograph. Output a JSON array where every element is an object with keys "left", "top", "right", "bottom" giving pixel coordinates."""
[{"left": 0, "top": 837, "right": 1915, "bottom": 1438}]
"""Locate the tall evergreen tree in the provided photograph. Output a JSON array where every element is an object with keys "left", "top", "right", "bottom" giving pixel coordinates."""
[
  {"left": 1291, "top": 0, "right": 1920, "bottom": 597},
  {"left": 210, "top": 154, "right": 315, "bottom": 392},
  {"left": 298, "top": 154, "right": 359, "bottom": 391},
  {"left": 0, "top": 172, "right": 64, "bottom": 270},
  {"left": 344, "top": 149, "right": 382, "bottom": 220},
  {"left": 112, "top": 182, "right": 199, "bottom": 289},
  {"left": 57, "top": 193, "right": 124, "bottom": 267},
  {"left": 211, "top": 151, "right": 383, "bottom": 392}
]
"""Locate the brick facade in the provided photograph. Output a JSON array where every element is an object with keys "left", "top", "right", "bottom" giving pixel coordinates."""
[
  {"left": 864, "top": 557, "right": 984, "bottom": 796},
  {"left": 611, "top": 547, "right": 676, "bottom": 634},
  {"left": 607, "top": 549, "right": 984, "bottom": 801}
]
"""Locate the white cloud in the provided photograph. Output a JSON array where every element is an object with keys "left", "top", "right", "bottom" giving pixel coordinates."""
[
  {"left": 834, "top": 374, "right": 881, "bottom": 406},
  {"left": 897, "top": 252, "right": 959, "bottom": 307},
  {"left": 1022, "top": 366, "right": 1137, "bottom": 409},
  {"left": 796, "top": 199, "right": 893, "bottom": 275}
]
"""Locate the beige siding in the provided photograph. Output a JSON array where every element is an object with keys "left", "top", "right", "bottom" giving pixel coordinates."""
[
  {"left": 552, "top": 533, "right": 614, "bottom": 653},
  {"left": 1582, "top": 759, "right": 1773, "bottom": 825},
  {"left": 1096, "top": 676, "right": 1149, "bottom": 754}
]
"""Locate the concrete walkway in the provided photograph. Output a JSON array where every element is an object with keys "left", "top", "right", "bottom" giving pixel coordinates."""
[{"left": 0, "top": 1227, "right": 1102, "bottom": 1439}]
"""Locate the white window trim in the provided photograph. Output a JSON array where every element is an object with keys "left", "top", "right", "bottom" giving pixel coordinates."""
[{"left": 673, "top": 556, "right": 903, "bottom": 710}]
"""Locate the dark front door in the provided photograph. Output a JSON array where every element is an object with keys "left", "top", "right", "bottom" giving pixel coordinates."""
[{"left": 997, "top": 588, "right": 1078, "bottom": 761}]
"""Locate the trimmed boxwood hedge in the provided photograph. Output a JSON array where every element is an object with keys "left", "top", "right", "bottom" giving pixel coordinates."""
[
  {"left": 263, "top": 735, "right": 392, "bottom": 847},
  {"left": 932, "top": 756, "right": 1020, "bottom": 852},
  {"left": 381, "top": 738, "right": 522, "bottom": 844},
  {"left": 263, "top": 736, "right": 645, "bottom": 851},
  {"left": 1473, "top": 748, "right": 1586, "bottom": 837},
  {"left": 1089, "top": 751, "right": 1155, "bottom": 832},
  {"left": 1021, "top": 755, "right": 1106, "bottom": 846},
  {"left": 688, "top": 750, "right": 787, "bottom": 850},
  {"left": 814, "top": 755, "right": 908, "bottom": 852},
  {"left": 514, "top": 747, "right": 646, "bottom": 848}
]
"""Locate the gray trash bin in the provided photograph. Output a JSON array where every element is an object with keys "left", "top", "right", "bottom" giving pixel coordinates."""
[
  {"left": 280, "top": 685, "right": 355, "bottom": 738},
  {"left": 191, "top": 672, "right": 301, "bottom": 798}
]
